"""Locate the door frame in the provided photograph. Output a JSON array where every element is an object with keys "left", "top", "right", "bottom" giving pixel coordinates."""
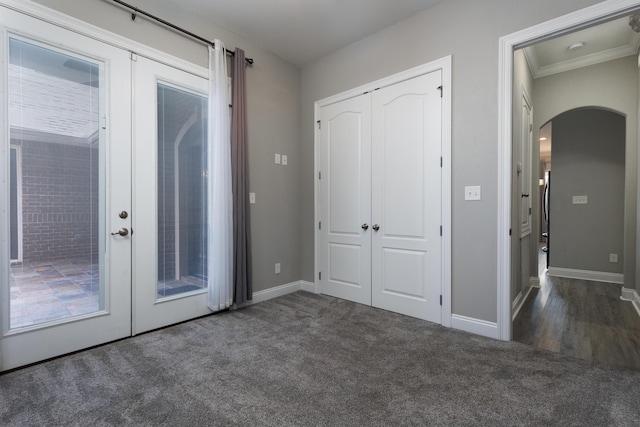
[
  {"left": 497, "top": 0, "right": 640, "bottom": 340},
  {"left": 314, "top": 56, "right": 452, "bottom": 327}
]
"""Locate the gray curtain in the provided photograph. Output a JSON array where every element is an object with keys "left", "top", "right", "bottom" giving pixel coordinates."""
[{"left": 231, "top": 47, "right": 252, "bottom": 304}]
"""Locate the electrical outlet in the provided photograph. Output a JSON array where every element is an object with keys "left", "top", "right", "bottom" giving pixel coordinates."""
[
  {"left": 249, "top": 192, "right": 256, "bottom": 204},
  {"left": 275, "top": 263, "right": 281, "bottom": 274},
  {"left": 464, "top": 185, "right": 481, "bottom": 201},
  {"left": 275, "top": 153, "right": 281, "bottom": 164},
  {"left": 609, "top": 253, "right": 618, "bottom": 263},
  {"left": 282, "top": 155, "right": 288, "bottom": 166}
]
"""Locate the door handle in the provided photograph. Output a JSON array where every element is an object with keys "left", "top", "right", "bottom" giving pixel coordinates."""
[
  {"left": 521, "top": 193, "right": 530, "bottom": 198},
  {"left": 111, "top": 228, "right": 129, "bottom": 237},
  {"left": 372, "top": 224, "right": 380, "bottom": 231},
  {"left": 361, "top": 223, "right": 369, "bottom": 230}
]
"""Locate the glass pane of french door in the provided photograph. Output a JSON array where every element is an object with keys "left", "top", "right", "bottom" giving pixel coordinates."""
[
  {"left": 8, "top": 37, "right": 104, "bottom": 329},
  {"left": 1, "top": 8, "right": 132, "bottom": 372},
  {"left": 157, "top": 83, "right": 208, "bottom": 298}
]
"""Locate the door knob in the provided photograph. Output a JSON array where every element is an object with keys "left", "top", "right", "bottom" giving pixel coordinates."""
[
  {"left": 111, "top": 228, "right": 129, "bottom": 237},
  {"left": 361, "top": 223, "right": 369, "bottom": 230},
  {"left": 372, "top": 224, "right": 380, "bottom": 231}
]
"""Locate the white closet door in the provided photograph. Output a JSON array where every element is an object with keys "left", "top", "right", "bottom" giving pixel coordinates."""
[
  {"left": 318, "top": 94, "right": 372, "bottom": 305},
  {"left": 371, "top": 71, "right": 442, "bottom": 322}
]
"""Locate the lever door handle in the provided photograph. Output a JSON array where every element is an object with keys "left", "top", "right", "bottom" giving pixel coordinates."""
[
  {"left": 361, "top": 223, "right": 369, "bottom": 230},
  {"left": 111, "top": 228, "right": 129, "bottom": 237},
  {"left": 372, "top": 224, "right": 380, "bottom": 231},
  {"left": 521, "top": 193, "right": 530, "bottom": 198}
]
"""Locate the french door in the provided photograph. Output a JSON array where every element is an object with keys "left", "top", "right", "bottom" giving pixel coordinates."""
[
  {"left": 1, "top": 8, "right": 214, "bottom": 371},
  {"left": 0, "top": 9, "right": 132, "bottom": 371},
  {"left": 132, "top": 56, "right": 212, "bottom": 334}
]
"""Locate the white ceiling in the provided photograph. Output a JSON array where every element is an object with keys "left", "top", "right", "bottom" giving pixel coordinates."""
[
  {"left": 524, "top": 15, "right": 640, "bottom": 78},
  {"left": 133, "top": 0, "right": 446, "bottom": 66}
]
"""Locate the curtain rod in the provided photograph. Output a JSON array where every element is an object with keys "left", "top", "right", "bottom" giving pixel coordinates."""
[{"left": 109, "top": 0, "right": 254, "bottom": 65}]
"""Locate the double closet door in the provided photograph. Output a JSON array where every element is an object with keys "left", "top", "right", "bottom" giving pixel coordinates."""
[
  {"left": 317, "top": 71, "right": 442, "bottom": 323},
  {"left": 1, "top": 8, "right": 212, "bottom": 371}
]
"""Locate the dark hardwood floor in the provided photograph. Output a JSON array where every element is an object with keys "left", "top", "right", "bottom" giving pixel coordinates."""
[{"left": 513, "top": 250, "right": 640, "bottom": 371}]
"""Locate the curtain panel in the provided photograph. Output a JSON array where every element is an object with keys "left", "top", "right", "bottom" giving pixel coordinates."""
[
  {"left": 207, "top": 40, "right": 233, "bottom": 311},
  {"left": 232, "top": 47, "right": 253, "bottom": 304}
]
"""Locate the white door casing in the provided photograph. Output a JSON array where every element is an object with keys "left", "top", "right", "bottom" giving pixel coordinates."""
[
  {"left": 497, "top": 0, "right": 640, "bottom": 341},
  {"left": 371, "top": 71, "right": 443, "bottom": 323},
  {"left": 317, "top": 93, "right": 372, "bottom": 305}
]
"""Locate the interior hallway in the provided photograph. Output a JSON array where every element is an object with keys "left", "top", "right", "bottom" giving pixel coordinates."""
[{"left": 513, "top": 248, "right": 640, "bottom": 370}]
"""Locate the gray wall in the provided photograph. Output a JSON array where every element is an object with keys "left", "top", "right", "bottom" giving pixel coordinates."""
[
  {"left": 550, "top": 109, "right": 625, "bottom": 273},
  {"left": 511, "top": 49, "right": 534, "bottom": 303},
  {"left": 31, "top": 0, "right": 303, "bottom": 292},
  {"left": 532, "top": 56, "right": 638, "bottom": 289},
  {"left": 301, "top": 0, "right": 600, "bottom": 323}
]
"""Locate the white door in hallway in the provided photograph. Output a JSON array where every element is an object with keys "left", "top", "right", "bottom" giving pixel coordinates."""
[
  {"left": 317, "top": 93, "right": 372, "bottom": 305},
  {"left": 0, "top": 10, "right": 132, "bottom": 371},
  {"left": 371, "top": 71, "right": 442, "bottom": 323},
  {"left": 317, "top": 70, "right": 442, "bottom": 323}
]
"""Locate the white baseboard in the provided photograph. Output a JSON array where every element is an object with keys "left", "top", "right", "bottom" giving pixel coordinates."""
[
  {"left": 245, "top": 280, "right": 318, "bottom": 305},
  {"left": 451, "top": 314, "right": 499, "bottom": 340},
  {"left": 530, "top": 276, "right": 540, "bottom": 288},
  {"left": 621, "top": 287, "right": 640, "bottom": 318},
  {"left": 512, "top": 281, "right": 536, "bottom": 321},
  {"left": 548, "top": 267, "right": 623, "bottom": 284},
  {"left": 299, "top": 280, "right": 319, "bottom": 293}
]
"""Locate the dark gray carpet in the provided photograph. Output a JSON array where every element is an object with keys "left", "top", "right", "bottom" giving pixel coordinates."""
[{"left": 1, "top": 291, "right": 639, "bottom": 426}]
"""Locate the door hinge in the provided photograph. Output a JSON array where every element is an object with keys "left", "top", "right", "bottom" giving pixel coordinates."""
[
  {"left": 529, "top": 207, "right": 532, "bottom": 215},
  {"left": 318, "top": 171, "right": 321, "bottom": 180},
  {"left": 529, "top": 124, "right": 533, "bottom": 132},
  {"left": 440, "top": 157, "right": 443, "bottom": 168},
  {"left": 130, "top": 52, "right": 138, "bottom": 61},
  {"left": 440, "top": 225, "right": 442, "bottom": 236},
  {"left": 509, "top": 228, "right": 512, "bottom": 236},
  {"left": 319, "top": 271, "right": 322, "bottom": 280},
  {"left": 317, "top": 120, "right": 321, "bottom": 130},
  {"left": 101, "top": 115, "right": 107, "bottom": 130},
  {"left": 440, "top": 295, "right": 442, "bottom": 306},
  {"left": 318, "top": 221, "right": 322, "bottom": 230},
  {"left": 437, "top": 85, "right": 443, "bottom": 98}
]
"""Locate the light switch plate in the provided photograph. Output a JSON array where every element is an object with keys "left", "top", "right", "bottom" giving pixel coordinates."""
[
  {"left": 282, "top": 155, "right": 288, "bottom": 166},
  {"left": 275, "top": 153, "right": 281, "bottom": 164},
  {"left": 465, "top": 185, "right": 481, "bottom": 201},
  {"left": 572, "top": 195, "right": 588, "bottom": 204},
  {"left": 249, "top": 192, "right": 256, "bottom": 204}
]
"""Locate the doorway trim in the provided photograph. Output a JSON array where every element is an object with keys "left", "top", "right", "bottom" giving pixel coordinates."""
[
  {"left": 313, "top": 55, "right": 452, "bottom": 327},
  {"left": 497, "top": 0, "right": 640, "bottom": 340}
]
